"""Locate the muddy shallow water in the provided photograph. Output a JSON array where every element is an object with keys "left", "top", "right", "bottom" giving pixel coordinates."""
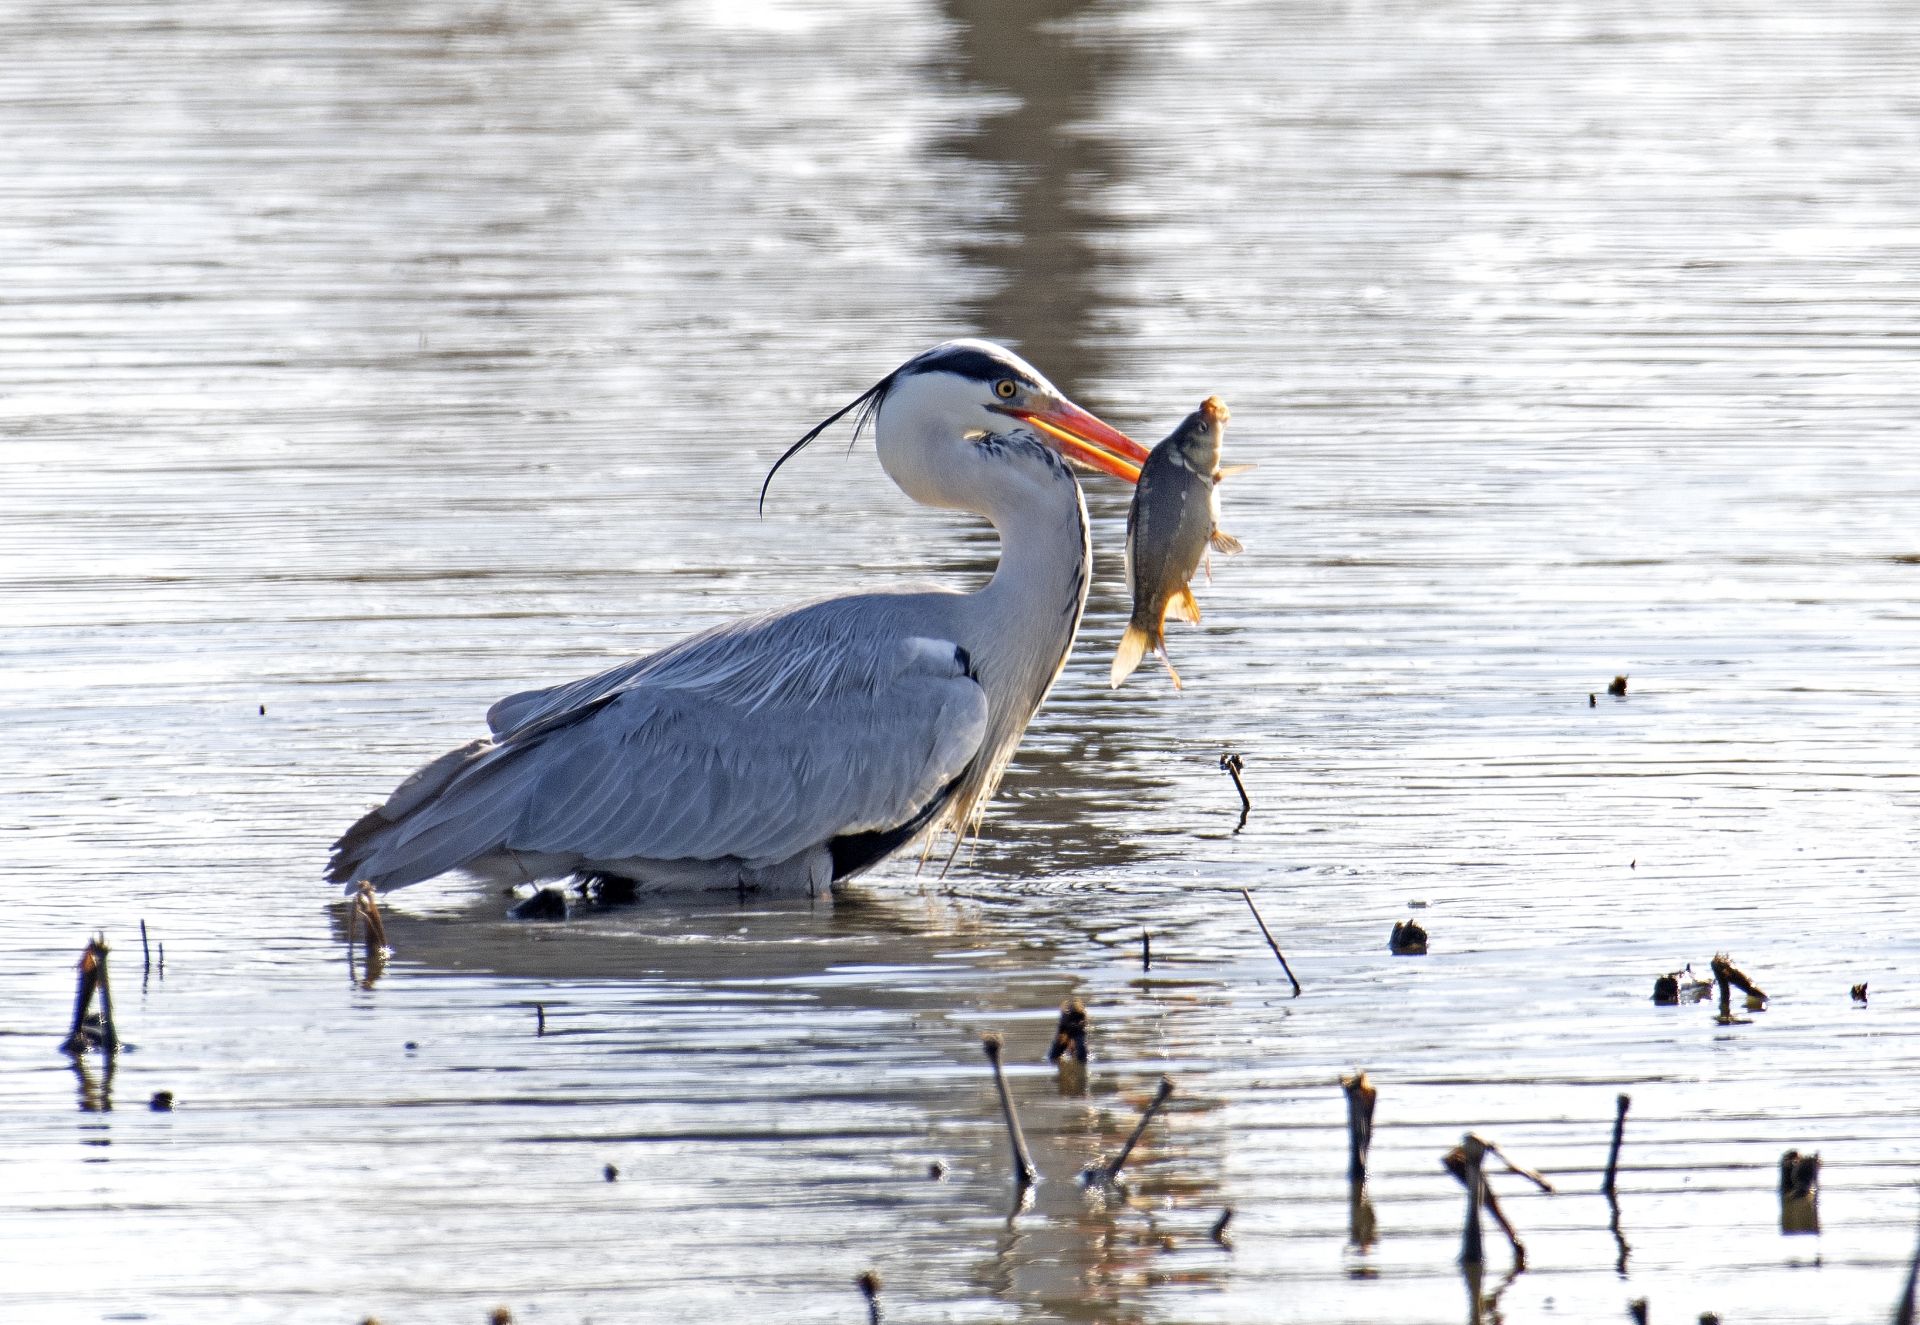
[{"left": 3, "top": 1, "right": 1919, "bottom": 1321}]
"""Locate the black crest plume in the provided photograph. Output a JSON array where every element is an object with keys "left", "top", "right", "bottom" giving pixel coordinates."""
[{"left": 759, "top": 371, "right": 897, "bottom": 515}]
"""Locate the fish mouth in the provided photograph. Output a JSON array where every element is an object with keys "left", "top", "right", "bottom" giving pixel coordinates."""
[{"left": 997, "top": 398, "right": 1147, "bottom": 484}]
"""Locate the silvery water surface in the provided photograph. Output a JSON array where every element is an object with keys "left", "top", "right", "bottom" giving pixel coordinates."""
[{"left": 3, "top": 1, "right": 1918, "bottom": 1321}]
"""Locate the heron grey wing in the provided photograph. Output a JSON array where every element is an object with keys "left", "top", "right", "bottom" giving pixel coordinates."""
[
  {"left": 372, "top": 625, "right": 988, "bottom": 880},
  {"left": 504, "top": 665, "right": 987, "bottom": 865},
  {"left": 488, "top": 655, "right": 658, "bottom": 736}
]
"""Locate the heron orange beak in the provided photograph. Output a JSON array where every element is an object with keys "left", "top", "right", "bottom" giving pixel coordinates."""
[{"left": 1001, "top": 398, "right": 1148, "bottom": 484}]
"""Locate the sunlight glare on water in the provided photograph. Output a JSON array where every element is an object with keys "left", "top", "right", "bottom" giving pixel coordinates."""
[{"left": 2, "top": 1, "right": 1918, "bottom": 1322}]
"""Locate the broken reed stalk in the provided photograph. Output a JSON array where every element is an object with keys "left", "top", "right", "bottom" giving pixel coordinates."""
[
  {"left": 1047, "top": 1000, "right": 1088, "bottom": 1064},
  {"left": 1341, "top": 1070, "right": 1376, "bottom": 1183},
  {"left": 1142, "top": 928, "right": 1151, "bottom": 972},
  {"left": 1092, "top": 1076, "right": 1176, "bottom": 1185},
  {"left": 981, "top": 1033, "right": 1037, "bottom": 1187},
  {"left": 1458, "top": 1134, "right": 1488, "bottom": 1267},
  {"left": 355, "top": 881, "right": 388, "bottom": 961},
  {"left": 1446, "top": 1139, "right": 1524, "bottom": 1269},
  {"left": 1240, "top": 889, "right": 1301, "bottom": 997},
  {"left": 61, "top": 936, "right": 118, "bottom": 1055},
  {"left": 1711, "top": 953, "right": 1765, "bottom": 1023},
  {"left": 140, "top": 919, "right": 151, "bottom": 973},
  {"left": 1602, "top": 1093, "right": 1630, "bottom": 1195}
]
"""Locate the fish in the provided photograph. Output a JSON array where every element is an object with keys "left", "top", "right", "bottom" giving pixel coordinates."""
[{"left": 1110, "top": 395, "right": 1247, "bottom": 689}]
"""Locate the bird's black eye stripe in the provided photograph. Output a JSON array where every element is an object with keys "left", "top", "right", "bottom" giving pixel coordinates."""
[{"left": 995, "top": 379, "right": 1017, "bottom": 399}]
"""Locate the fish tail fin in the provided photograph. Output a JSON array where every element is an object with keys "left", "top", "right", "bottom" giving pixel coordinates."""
[
  {"left": 1168, "top": 585, "right": 1202, "bottom": 624},
  {"left": 1111, "top": 622, "right": 1152, "bottom": 688},
  {"left": 1210, "top": 529, "right": 1244, "bottom": 555}
]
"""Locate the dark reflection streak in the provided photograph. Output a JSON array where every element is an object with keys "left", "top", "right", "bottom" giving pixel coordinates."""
[
  {"left": 939, "top": 0, "right": 1121, "bottom": 407},
  {"left": 72, "top": 1052, "right": 113, "bottom": 1114},
  {"left": 933, "top": 0, "right": 1161, "bottom": 879},
  {"left": 1608, "top": 1192, "right": 1630, "bottom": 1276}
]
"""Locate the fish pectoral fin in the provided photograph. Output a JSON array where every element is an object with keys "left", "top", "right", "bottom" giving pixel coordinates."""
[
  {"left": 1167, "top": 585, "right": 1202, "bottom": 624},
  {"left": 1210, "top": 530, "right": 1245, "bottom": 555},
  {"left": 1156, "top": 640, "right": 1183, "bottom": 690},
  {"left": 1214, "top": 464, "right": 1257, "bottom": 481},
  {"left": 1110, "top": 623, "right": 1151, "bottom": 689}
]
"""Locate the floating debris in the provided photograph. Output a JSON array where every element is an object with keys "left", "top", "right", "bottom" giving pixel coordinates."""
[
  {"left": 1628, "top": 1299, "right": 1647, "bottom": 1324},
  {"left": 1210, "top": 1207, "right": 1234, "bottom": 1245},
  {"left": 60, "top": 935, "right": 118, "bottom": 1056},
  {"left": 1047, "top": 999, "right": 1088, "bottom": 1064},
  {"left": 981, "top": 1033, "right": 1037, "bottom": 1188},
  {"left": 604, "top": 1163, "right": 619, "bottom": 1183},
  {"left": 928, "top": 1159, "right": 948, "bottom": 1181},
  {"left": 857, "top": 1269, "right": 883, "bottom": 1325},
  {"left": 1341, "top": 1070, "right": 1376, "bottom": 1183},
  {"left": 1652, "top": 973, "right": 1680, "bottom": 1005},
  {"left": 1852, "top": 982, "right": 1869, "bottom": 1004},
  {"left": 1608, "top": 675, "right": 1628, "bottom": 696},
  {"left": 1083, "top": 1076, "right": 1175, "bottom": 1187},
  {"left": 535, "top": 1004, "right": 546, "bottom": 1036},
  {"left": 1389, "top": 919, "right": 1428, "bottom": 955},
  {"left": 1602, "top": 1094, "right": 1631, "bottom": 1196},
  {"left": 1589, "top": 693, "right": 1596, "bottom": 707},
  {"left": 1780, "top": 1150, "right": 1820, "bottom": 1235},
  {"left": 149, "top": 1091, "right": 174, "bottom": 1112},
  {"left": 1241, "top": 889, "right": 1302, "bottom": 996},
  {"left": 491, "top": 1310, "right": 513, "bottom": 1325}
]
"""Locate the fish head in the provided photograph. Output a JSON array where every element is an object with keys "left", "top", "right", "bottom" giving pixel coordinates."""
[{"left": 1156, "top": 395, "right": 1229, "bottom": 476}]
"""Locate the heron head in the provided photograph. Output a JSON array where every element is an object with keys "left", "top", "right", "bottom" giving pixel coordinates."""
[{"left": 760, "top": 339, "right": 1145, "bottom": 515}]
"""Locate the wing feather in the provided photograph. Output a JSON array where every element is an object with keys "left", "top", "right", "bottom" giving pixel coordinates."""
[{"left": 336, "top": 592, "right": 989, "bottom": 888}]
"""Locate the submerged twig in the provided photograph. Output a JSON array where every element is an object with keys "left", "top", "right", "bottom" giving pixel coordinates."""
[
  {"left": 1220, "top": 751, "right": 1250, "bottom": 831},
  {"left": 1240, "top": 889, "right": 1301, "bottom": 996},
  {"left": 981, "top": 1033, "right": 1036, "bottom": 1188},
  {"left": 1084, "top": 1076, "right": 1175, "bottom": 1186}
]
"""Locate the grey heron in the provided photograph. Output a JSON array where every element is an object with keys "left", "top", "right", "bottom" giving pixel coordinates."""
[{"left": 327, "top": 339, "right": 1148, "bottom": 896}]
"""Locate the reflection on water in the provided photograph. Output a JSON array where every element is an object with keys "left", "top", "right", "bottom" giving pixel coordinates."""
[{"left": 4, "top": 0, "right": 1920, "bottom": 1322}]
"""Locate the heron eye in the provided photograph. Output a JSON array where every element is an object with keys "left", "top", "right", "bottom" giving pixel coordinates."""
[{"left": 995, "top": 379, "right": 1017, "bottom": 399}]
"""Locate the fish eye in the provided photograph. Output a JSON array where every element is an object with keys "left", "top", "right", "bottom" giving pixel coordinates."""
[{"left": 995, "top": 379, "right": 1017, "bottom": 399}]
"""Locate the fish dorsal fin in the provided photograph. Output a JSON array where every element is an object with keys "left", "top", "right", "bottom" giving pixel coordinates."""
[{"left": 1210, "top": 530, "right": 1245, "bottom": 555}]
